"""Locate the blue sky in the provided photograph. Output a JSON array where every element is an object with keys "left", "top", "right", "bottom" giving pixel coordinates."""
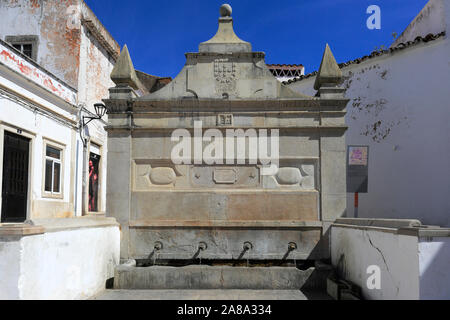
[{"left": 85, "top": 0, "right": 428, "bottom": 78}]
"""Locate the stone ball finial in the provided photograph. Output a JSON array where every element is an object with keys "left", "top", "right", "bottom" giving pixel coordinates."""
[{"left": 220, "top": 4, "right": 232, "bottom": 17}]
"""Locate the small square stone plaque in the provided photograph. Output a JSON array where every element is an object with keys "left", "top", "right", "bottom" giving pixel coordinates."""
[{"left": 217, "top": 114, "right": 233, "bottom": 126}]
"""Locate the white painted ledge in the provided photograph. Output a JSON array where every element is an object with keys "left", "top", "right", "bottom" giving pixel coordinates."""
[
  {"left": 32, "top": 216, "right": 119, "bottom": 233},
  {"left": 0, "top": 217, "right": 120, "bottom": 300}
]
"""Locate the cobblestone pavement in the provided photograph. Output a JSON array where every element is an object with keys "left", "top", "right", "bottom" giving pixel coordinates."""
[{"left": 91, "top": 289, "right": 332, "bottom": 300}]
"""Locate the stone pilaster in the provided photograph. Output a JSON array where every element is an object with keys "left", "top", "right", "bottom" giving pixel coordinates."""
[{"left": 315, "top": 45, "right": 348, "bottom": 227}]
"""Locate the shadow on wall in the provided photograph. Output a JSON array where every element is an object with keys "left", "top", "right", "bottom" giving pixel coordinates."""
[{"left": 418, "top": 238, "right": 450, "bottom": 300}]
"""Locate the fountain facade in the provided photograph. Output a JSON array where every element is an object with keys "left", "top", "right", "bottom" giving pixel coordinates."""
[{"left": 105, "top": 5, "right": 348, "bottom": 264}]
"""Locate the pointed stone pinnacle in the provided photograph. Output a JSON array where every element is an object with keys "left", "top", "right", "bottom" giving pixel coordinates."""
[
  {"left": 110, "top": 44, "right": 139, "bottom": 89},
  {"left": 314, "top": 44, "right": 342, "bottom": 90}
]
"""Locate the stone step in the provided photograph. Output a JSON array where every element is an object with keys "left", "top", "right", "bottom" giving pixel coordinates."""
[
  {"left": 114, "top": 265, "right": 331, "bottom": 290},
  {"left": 92, "top": 289, "right": 332, "bottom": 300}
]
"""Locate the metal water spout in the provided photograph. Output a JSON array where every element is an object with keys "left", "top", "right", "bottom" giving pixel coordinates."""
[
  {"left": 243, "top": 241, "right": 253, "bottom": 251},
  {"left": 147, "top": 241, "right": 163, "bottom": 265},
  {"left": 282, "top": 242, "right": 298, "bottom": 260},
  {"left": 154, "top": 241, "right": 163, "bottom": 251},
  {"left": 193, "top": 241, "right": 208, "bottom": 259},
  {"left": 198, "top": 241, "right": 208, "bottom": 251},
  {"left": 288, "top": 242, "right": 297, "bottom": 251},
  {"left": 237, "top": 241, "right": 253, "bottom": 261}
]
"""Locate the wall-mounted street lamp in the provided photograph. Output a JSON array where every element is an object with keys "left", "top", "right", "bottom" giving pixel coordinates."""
[{"left": 80, "top": 103, "right": 107, "bottom": 146}]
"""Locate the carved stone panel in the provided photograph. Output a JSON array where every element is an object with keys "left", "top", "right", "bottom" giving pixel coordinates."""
[
  {"left": 191, "top": 166, "right": 259, "bottom": 188},
  {"left": 150, "top": 168, "right": 176, "bottom": 185},
  {"left": 214, "top": 58, "right": 237, "bottom": 95},
  {"left": 263, "top": 160, "right": 317, "bottom": 190},
  {"left": 133, "top": 160, "right": 185, "bottom": 190},
  {"left": 134, "top": 159, "right": 316, "bottom": 191},
  {"left": 213, "top": 168, "right": 237, "bottom": 184}
]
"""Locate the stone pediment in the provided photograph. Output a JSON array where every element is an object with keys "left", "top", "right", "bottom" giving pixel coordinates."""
[{"left": 138, "top": 6, "right": 311, "bottom": 101}]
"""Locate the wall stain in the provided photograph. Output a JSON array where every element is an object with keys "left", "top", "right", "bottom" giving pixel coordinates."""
[{"left": 343, "top": 64, "right": 407, "bottom": 142}]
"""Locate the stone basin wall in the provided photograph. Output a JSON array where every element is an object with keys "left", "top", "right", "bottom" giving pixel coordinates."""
[{"left": 105, "top": 97, "right": 347, "bottom": 261}]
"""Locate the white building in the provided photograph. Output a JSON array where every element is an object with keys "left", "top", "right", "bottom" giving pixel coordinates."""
[
  {"left": 286, "top": 0, "right": 450, "bottom": 227},
  {"left": 0, "top": 1, "right": 124, "bottom": 299},
  {"left": 0, "top": 38, "right": 79, "bottom": 221},
  {"left": 0, "top": 0, "right": 120, "bottom": 220}
]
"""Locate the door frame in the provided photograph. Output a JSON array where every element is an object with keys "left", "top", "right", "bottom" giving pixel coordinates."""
[
  {"left": 0, "top": 121, "right": 35, "bottom": 223},
  {"left": 86, "top": 138, "right": 104, "bottom": 214}
]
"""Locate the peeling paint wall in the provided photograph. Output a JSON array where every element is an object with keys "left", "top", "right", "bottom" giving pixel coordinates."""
[
  {"left": 78, "top": 28, "right": 115, "bottom": 107},
  {"left": 0, "top": 0, "right": 81, "bottom": 88},
  {"left": 77, "top": 0, "right": 118, "bottom": 110},
  {"left": 288, "top": 36, "right": 450, "bottom": 227},
  {"left": 0, "top": 0, "right": 118, "bottom": 105},
  {"left": 0, "top": 40, "right": 77, "bottom": 104}
]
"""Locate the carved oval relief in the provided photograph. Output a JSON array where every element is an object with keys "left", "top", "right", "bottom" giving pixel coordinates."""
[
  {"left": 149, "top": 167, "right": 176, "bottom": 185},
  {"left": 275, "top": 167, "right": 302, "bottom": 185}
]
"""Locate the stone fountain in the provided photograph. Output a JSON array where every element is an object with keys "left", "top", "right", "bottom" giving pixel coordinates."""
[{"left": 105, "top": 4, "right": 348, "bottom": 289}]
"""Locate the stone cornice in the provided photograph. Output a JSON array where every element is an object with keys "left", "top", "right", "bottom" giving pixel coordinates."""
[{"left": 104, "top": 98, "right": 349, "bottom": 113}]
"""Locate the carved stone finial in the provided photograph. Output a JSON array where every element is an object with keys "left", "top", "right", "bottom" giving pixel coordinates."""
[
  {"left": 110, "top": 44, "right": 139, "bottom": 89},
  {"left": 199, "top": 4, "right": 251, "bottom": 53},
  {"left": 220, "top": 4, "right": 232, "bottom": 17},
  {"left": 314, "top": 43, "right": 342, "bottom": 90}
]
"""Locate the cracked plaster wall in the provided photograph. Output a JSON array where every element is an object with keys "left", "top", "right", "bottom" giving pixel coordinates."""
[
  {"left": 331, "top": 226, "right": 420, "bottom": 299},
  {"left": 331, "top": 226, "right": 450, "bottom": 299}
]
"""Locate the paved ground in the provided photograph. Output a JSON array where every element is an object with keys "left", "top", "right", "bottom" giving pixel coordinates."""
[{"left": 91, "top": 289, "right": 332, "bottom": 300}]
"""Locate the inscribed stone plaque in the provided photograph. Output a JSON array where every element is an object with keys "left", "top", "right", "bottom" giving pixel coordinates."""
[
  {"left": 217, "top": 114, "right": 233, "bottom": 126},
  {"left": 213, "top": 168, "right": 237, "bottom": 184}
]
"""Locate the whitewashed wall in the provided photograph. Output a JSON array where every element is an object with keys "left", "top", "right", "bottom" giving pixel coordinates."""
[
  {"left": 418, "top": 237, "right": 450, "bottom": 299},
  {"left": 0, "top": 56, "right": 78, "bottom": 219},
  {"left": 0, "top": 239, "right": 21, "bottom": 299},
  {"left": 0, "top": 219, "right": 120, "bottom": 300},
  {"left": 288, "top": 35, "right": 450, "bottom": 227}
]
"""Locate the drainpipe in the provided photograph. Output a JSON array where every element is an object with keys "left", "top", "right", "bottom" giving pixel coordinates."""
[
  {"left": 81, "top": 133, "right": 88, "bottom": 216},
  {"left": 78, "top": 106, "right": 89, "bottom": 216},
  {"left": 74, "top": 139, "right": 79, "bottom": 215}
]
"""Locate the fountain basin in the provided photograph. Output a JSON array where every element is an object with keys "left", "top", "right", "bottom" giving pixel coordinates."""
[{"left": 113, "top": 265, "right": 331, "bottom": 290}]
